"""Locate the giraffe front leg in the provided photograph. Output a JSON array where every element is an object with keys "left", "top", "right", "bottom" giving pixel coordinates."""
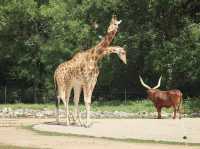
[
  {"left": 85, "top": 101, "right": 91, "bottom": 127},
  {"left": 73, "top": 101, "right": 79, "bottom": 124},
  {"left": 83, "top": 76, "right": 98, "bottom": 128},
  {"left": 62, "top": 86, "right": 72, "bottom": 126},
  {"left": 73, "top": 85, "right": 82, "bottom": 126},
  {"left": 63, "top": 101, "right": 70, "bottom": 125},
  {"left": 83, "top": 85, "right": 93, "bottom": 128}
]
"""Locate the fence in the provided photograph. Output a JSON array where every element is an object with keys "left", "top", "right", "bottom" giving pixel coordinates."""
[{"left": 0, "top": 85, "right": 145, "bottom": 104}]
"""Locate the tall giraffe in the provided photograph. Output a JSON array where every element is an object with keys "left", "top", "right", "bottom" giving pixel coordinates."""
[{"left": 54, "top": 16, "right": 124, "bottom": 127}]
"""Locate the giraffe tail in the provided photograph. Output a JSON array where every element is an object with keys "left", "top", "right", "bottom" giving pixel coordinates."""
[
  {"left": 54, "top": 73, "right": 59, "bottom": 108},
  {"left": 53, "top": 73, "right": 57, "bottom": 92},
  {"left": 54, "top": 73, "right": 60, "bottom": 124}
]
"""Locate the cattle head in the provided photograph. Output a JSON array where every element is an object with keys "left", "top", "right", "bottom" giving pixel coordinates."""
[{"left": 139, "top": 76, "right": 162, "bottom": 100}]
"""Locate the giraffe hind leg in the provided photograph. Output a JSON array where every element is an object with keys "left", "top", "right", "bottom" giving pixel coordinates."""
[
  {"left": 56, "top": 96, "right": 61, "bottom": 124},
  {"left": 63, "top": 87, "right": 72, "bottom": 126}
]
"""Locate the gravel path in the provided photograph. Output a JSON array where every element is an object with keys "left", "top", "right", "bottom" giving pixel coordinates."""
[
  {"left": 0, "top": 118, "right": 199, "bottom": 149},
  {"left": 34, "top": 118, "right": 200, "bottom": 144}
]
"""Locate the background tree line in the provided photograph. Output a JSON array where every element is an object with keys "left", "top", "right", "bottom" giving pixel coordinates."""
[{"left": 0, "top": 0, "right": 200, "bottom": 103}]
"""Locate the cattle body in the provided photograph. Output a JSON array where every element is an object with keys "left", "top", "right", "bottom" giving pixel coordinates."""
[{"left": 139, "top": 76, "right": 183, "bottom": 119}]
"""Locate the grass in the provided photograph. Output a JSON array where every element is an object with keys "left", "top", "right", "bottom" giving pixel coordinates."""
[
  {"left": 22, "top": 125, "right": 200, "bottom": 147},
  {"left": 0, "top": 144, "right": 39, "bottom": 149},
  {"left": 92, "top": 100, "right": 157, "bottom": 113},
  {"left": 0, "top": 98, "right": 199, "bottom": 114},
  {"left": 0, "top": 103, "right": 55, "bottom": 110},
  {"left": 0, "top": 100, "right": 165, "bottom": 112}
]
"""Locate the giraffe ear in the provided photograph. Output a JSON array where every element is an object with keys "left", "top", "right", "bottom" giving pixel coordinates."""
[{"left": 117, "top": 20, "right": 122, "bottom": 25}]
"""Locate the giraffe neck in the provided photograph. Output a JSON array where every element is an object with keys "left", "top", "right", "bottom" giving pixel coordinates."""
[
  {"left": 94, "top": 30, "right": 117, "bottom": 51},
  {"left": 93, "top": 47, "right": 115, "bottom": 62}
]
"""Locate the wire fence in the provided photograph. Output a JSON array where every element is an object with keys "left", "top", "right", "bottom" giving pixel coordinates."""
[{"left": 0, "top": 85, "right": 145, "bottom": 104}]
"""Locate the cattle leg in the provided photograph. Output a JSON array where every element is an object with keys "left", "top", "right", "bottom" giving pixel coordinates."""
[
  {"left": 157, "top": 107, "right": 162, "bottom": 119},
  {"left": 173, "top": 106, "right": 176, "bottom": 119},
  {"left": 177, "top": 99, "right": 182, "bottom": 119}
]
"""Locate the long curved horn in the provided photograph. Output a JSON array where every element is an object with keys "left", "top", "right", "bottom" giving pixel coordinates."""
[
  {"left": 139, "top": 76, "right": 151, "bottom": 89},
  {"left": 153, "top": 76, "right": 162, "bottom": 89}
]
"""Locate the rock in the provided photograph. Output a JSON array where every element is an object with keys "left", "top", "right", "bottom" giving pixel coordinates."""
[
  {"left": 0, "top": 107, "right": 192, "bottom": 119},
  {"left": 43, "top": 110, "right": 54, "bottom": 117},
  {"left": 2, "top": 107, "right": 8, "bottom": 113},
  {"left": 7, "top": 107, "right": 12, "bottom": 112},
  {"left": 183, "top": 114, "right": 188, "bottom": 118},
  {"left": 35, "top": 112, "right": 44, "bottom": 118},
  {"left": 14, "top": 109, "right": 24, "bottom": 117},
  {"left": 191, "top": 112, "right": 200, "bottom": 117}
]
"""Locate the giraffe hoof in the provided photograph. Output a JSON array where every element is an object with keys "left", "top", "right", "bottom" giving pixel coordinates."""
[
  {"left": 71, "top": 121, "right": 80, "bottom": 127},
  {"left": 84, "top": 123, "right": 92, "bottom": 128},
  {"left": 66, "top": 121, "right": 70, "bottom": 126},
  {"left": 84, "top": 124, "right": 90, "bottom": 128}
]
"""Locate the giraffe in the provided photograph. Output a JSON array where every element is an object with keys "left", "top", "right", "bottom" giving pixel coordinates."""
[
  {"left": 54, "top": 46, "right": 126, "bottom": 127},
  {"left": 54, "top": 16, "right": 124, "bottom": 127}
]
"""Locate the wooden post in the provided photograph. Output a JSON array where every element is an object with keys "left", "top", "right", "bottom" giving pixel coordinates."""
[
  {"left": 33, "top": 78, "right": 37, "bottom": 104},
  {"left": 4, "top": 85, "right": 7, "bottom": 104},
  {"left": 124, "top": 88, "right": 127, "bottom": 104}
]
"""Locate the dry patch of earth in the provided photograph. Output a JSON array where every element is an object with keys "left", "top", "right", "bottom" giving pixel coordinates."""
[{"left": 0, "top": 118, "right": 199, "bottom": 149}]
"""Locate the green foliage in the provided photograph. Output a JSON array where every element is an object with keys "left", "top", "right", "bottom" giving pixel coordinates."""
[{"left": 184, "top": 97, "right": 200, "bottom": 114}]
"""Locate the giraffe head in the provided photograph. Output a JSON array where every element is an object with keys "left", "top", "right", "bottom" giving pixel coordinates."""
[
  {"left": 107, "top": 15, "right": 122, "bottom": 33},
  {"left": 105, "top": 46, "right": 127, "bottom": 64}
]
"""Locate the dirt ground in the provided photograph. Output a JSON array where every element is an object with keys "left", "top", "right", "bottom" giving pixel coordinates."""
[
  {"left": 0, "top": 118, "right": 199, "bottom": 149},
  {"left": 34, "top": 118, "right": 200, "bottom": 144}
]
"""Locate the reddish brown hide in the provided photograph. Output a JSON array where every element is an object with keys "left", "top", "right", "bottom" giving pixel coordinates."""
[{"left": 139, "top": 76, "right": 183, "bottom": 119}]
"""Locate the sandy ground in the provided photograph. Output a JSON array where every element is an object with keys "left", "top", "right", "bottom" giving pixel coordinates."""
[
  {"left": 34, "top": 118, "right": 200, "bottom": 143},
  {"left": 0, "top": 118, "right": 199, "bottom": 149}
]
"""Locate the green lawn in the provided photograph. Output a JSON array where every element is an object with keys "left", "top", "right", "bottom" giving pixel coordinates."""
[
  {"left": 0, "top": 98, "right": 199, "bottom": 114},
  {"left": 0, "top": 100, "right": 162, "bottom": 113},
  {"left": 0, "top": 144, "right": 39, "bottom": 149}
]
